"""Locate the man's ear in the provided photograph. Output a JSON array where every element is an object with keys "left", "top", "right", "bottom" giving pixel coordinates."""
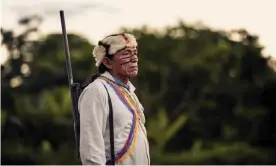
[{"left": 102, "top": 57, "right": 113, "bottom": 70}]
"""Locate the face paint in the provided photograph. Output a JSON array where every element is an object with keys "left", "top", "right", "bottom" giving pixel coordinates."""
[
  {"left": 119, "top": 52, "right": 138, "bottom": 65},
  {"left": 111, "top": 47, "right": 138, "bottom": 78}
]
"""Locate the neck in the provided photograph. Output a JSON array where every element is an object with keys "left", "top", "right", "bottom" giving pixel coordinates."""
[{"left": 109, "top": 71, "right": 129, "bottom": 84}]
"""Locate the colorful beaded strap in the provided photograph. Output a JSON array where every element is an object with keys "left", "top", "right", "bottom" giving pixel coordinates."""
[{"left": 99, "top": 77, "right": 139, "bottom": 163}]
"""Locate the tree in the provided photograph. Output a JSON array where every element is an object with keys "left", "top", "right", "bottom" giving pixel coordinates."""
[
  {"left": 122, "top": 22, "right": 276, "bottom": 164},
  {"left": 2, "top": 17, "right": 276, "bottom": 164},
  {"left": 1, "top": 15, "right": 94, "bottom": 164}
]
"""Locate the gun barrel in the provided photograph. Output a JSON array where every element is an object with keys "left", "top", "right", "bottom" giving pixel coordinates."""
[
  {"left": 60, "top": 10, "right": 74, "bottom": 85},
  {"left": 59, "top": 10, "right": 80, "bottom": 157}
]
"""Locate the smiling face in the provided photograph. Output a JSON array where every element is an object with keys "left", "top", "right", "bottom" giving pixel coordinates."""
[{"left": 102, "top": 46, "right": 139, "bottom": 79}]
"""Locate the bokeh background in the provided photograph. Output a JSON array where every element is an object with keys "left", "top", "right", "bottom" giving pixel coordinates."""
[{"left": 1, "top": 0, "right": 276, "bottom": 164}]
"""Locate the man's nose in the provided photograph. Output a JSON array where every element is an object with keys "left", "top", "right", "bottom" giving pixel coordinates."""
[{"left": 130, "top": 55, "right": 138, "bottom": 63}]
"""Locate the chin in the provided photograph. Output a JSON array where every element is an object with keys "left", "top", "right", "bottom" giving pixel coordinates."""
[{"left": 128, "top": 71, "right": 138, "bottom": 78}]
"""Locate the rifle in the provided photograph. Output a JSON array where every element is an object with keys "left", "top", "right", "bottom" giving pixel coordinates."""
[
  {"left": 59, "top": 10, "right": 81, "bottom": 157},
  {"left": 59, "top": 11, "right": 116, "bottom": 164}
]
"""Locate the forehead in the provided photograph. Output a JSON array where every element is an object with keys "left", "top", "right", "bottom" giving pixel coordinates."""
[
  {"left": 115, "top": 46, "right": 137, "bottom": 55},
  {"left": 121, "top": 46, "right": 137, "bottom": 52}
]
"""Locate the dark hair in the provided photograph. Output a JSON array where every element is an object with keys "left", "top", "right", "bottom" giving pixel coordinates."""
[{"left": 81, "top": 49, "right": 114, "bottom": 90}]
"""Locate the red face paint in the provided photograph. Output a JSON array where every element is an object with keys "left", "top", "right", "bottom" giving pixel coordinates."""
[{"left": 110, "top": 47, "right": 138, "bottom": 78}]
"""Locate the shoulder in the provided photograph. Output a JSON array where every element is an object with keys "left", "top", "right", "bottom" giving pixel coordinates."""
[
  {"left": 79, "top": 79, "right": 108, "bottom": 102},
  {"left": 84, "top": 79, "right": 104, "bottom": 91}
]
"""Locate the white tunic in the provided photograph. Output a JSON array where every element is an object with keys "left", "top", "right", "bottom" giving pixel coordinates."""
[{"left": 78, "top": 71, "right": 150, "bottom": 165}]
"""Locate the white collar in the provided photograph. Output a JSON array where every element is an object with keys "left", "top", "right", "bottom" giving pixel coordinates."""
[{"left": 100, "top": 71, "right": 136, "bottom": 92}]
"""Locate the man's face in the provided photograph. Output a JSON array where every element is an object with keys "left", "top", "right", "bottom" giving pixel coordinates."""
[{"left": 108, "top": 47, "right": 138, "bottom": 78}]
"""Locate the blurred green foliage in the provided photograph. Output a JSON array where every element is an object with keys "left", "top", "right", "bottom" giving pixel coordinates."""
[{"left": 1, "top": 15, "right": 276, "bottom": 164}]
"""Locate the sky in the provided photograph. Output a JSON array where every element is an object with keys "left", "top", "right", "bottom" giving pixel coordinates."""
[{"left": 1, "top": 0, "right": 276, "bottom": 64}]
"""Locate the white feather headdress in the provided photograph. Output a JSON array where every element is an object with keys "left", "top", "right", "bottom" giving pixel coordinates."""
[{"left": 92, "top": 33, "right": 137, "bottom": 67}]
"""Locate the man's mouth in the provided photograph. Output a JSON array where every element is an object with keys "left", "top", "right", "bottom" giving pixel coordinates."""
[{"left": 129, "top": 64, "right": 138, "bottom": 70}]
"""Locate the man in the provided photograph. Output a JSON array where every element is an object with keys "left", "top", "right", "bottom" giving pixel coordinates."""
[{"left": 78, "top": 33, "right": 150, "bottom": 165}]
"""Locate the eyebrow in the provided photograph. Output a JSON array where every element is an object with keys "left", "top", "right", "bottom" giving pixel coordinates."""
[
  {"left": 122, "top": 49, "right": 137, "bottom": 54},
  {"left": 118, "top": 49, "right": 137, "bottom": 60}
]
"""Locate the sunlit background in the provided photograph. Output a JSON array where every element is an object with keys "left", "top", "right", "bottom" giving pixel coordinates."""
[
  {"left": 1, "top": 0, "right": 276, "bottom": 165},
  {"left": 1, "top": 0, "right": 276, "bottom": 63}
]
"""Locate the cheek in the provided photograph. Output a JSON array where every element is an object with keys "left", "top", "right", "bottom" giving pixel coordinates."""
[
  {"left": 114, "top": 64, "right": 127, "bottom": 73},
  {"left": 124, "top": 63, "right": 138, "bottom": 75}
]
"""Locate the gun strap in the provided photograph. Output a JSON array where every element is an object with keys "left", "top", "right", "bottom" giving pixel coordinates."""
[{"left": 102, "top": 83, "right": 115, "bottom": 165}]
